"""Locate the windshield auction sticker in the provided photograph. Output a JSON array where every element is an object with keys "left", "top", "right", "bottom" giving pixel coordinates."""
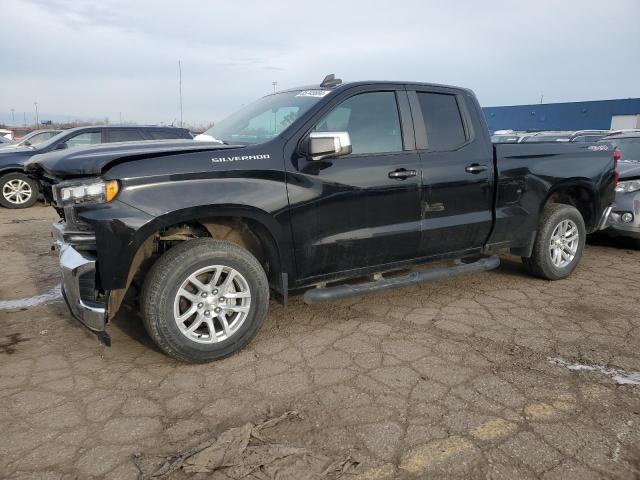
[{"left": 296, "top": 90, "right": 330, "bottom": 97}]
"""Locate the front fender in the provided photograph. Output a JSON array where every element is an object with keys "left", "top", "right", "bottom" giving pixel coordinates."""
[{"left": 77, "top": 173, "right": 293, "bottom": 290}]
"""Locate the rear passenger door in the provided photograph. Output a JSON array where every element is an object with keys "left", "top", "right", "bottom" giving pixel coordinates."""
[{"left": 409, "top": 88, "right": 494, "bottom": 257}]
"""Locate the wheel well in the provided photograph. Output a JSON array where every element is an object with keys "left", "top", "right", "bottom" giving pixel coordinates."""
[
  {"left": 110, "top": 216, "right": 283, "bottom": 315},
  {"left": 0, "top": 168, "right": 28, "bottom": 178},
  {"left": 544, "top": 186, "right": 596, "bottom": 231}
]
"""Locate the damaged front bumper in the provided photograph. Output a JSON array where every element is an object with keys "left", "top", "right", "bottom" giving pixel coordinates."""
[{"left": 52, "top": 222, "right": 111, "bottom": 345}]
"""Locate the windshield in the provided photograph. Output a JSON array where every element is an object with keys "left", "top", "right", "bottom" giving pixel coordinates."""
[
  {"left": 201, "top": 90, "right": 330, "bottom": 145},
  {"left": 31, "top": 130, "right": 72, "bottom": 150},
  {"left": 17, "top": 131, "right": 60, "bottom": 146},
  {"left": 610, "top": 138, "right": 640, "bottom": 160}
]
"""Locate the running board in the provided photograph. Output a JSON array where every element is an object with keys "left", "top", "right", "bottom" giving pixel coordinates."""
[{"left": 303, "top": 256, "right": 500, "bottom": 304}]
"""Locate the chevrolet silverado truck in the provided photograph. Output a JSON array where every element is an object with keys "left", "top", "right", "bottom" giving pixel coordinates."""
[{"left": 26, "top": 75, "right": 617, "bottom": 363}]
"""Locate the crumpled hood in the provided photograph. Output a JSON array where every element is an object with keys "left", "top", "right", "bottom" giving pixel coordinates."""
[
  {"left": 618, "top": 159, "right": 640, "bottom": 180},
  {"left": 24, "top": 139, "right": 240, "bottom": 178}
]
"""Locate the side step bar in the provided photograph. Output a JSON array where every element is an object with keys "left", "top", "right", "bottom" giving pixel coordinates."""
[{"left": 303, "top": 256, "right": 500, "bottom": 304}]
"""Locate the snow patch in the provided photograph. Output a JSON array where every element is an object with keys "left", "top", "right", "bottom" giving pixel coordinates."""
[
  {"left": 0, "top": 284, "right": 62, "bottom": 310},
  {"left": 549, "top": 357, "right": 640, "bottom": 385}
]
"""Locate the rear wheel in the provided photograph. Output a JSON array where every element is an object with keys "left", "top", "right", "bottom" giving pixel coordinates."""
[
  {"left": 0, "top": 172, "right": 38, "bottom": 209},
  {"left": 141, "top": 238, "right": 269, "bottom": 363},
  {"left": 522, "top": 204, "right": 586, "bottom": 280}
]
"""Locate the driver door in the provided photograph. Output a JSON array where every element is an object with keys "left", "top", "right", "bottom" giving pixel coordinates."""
[{"left": 286, "top": 89, "right": 423, "bottom": 281}]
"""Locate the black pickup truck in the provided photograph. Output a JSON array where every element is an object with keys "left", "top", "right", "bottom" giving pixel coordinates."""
[{"left": 26, "top": 76, "right": 617, "bottom": 363}]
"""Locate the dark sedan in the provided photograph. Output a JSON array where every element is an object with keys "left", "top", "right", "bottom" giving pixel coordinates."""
[{"left": 0, "top": 125, "right": 192, "bottom": 208}]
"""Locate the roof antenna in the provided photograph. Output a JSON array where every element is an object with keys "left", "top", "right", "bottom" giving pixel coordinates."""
[{"left": 320, "top": 74, "right": 342, "bottom": 88}]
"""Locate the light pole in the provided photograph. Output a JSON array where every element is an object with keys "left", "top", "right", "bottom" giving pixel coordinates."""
[
  {"left": 272, "top": 81, "right": 277, "bottom": 93},
  {"left": 10, "top": 109, "right": 15, "bottom": 125},
  {"left": 119, "top": 112, "right": 122, "bottom": 124},
  {"left": 178, "top": 60, "right": 183, "bottom": 128},
  {"left": 34, "top": 102, "right": 39, "bottom": 127}
]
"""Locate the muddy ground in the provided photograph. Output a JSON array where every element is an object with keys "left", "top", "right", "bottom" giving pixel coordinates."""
[{"left": 0, "top": 204, "right": 639, "bottom": 479}]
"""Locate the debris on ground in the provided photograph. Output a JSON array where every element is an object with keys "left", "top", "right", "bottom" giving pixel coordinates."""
[{"left": 135, "top": 411, "right": 360, "bottom": 479}]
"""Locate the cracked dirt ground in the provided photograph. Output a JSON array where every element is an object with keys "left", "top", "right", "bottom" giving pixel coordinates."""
[{"left": 1, "top": 205, "right": 639, "bottom": 479}]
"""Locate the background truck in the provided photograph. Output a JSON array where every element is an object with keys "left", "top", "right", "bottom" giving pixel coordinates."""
[{"left": 26, "top": 75, "right": 617, "bottom": 363}]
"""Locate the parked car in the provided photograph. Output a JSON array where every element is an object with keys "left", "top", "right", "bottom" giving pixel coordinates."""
[
  {"left": 569, "top": 130, "right": 610, "bottom": 143},
  {"left": 0, "top": 136, "right": 15, "bottom": 146},
  {"left": 0, "top": 125, "right": 192, "bottom": 209},
  {"left": 491, "top": 131, "right": 522, "bottom": 143},
  {"left": 1, "top": 129, "right": 63, "bottom": 149},
  {"left": 518, "top": 131, "right": 573, "bottom": 142},
  {"left": 599, "top": 131, "right": 640, "bottom": 247},
  {"left": 27, "top": 76, "right": 616, "bottom": 362},
  {"left": 0, "top": 128, "right": 14, "bottom": 141}
]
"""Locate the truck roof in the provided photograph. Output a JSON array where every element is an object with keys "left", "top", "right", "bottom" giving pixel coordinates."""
[{"left": 278, "top": 80, "right": 471, "bottom": 95}]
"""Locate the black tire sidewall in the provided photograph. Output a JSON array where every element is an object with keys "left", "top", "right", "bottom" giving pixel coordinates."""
[
  {"left": 0, "top": 172, "right": 38, "bottom": 209},
  {"left": 534, "top": 205, "right": 586, "bottom": 280},
  {"left": 142, "top": 239, "right": 269, "bottom": 362}
]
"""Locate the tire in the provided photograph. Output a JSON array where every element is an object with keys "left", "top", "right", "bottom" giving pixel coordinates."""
[
  {"left": 0, "top": 172, "right": 38, "bottom": 209},
  {"left": 522, "top": 203, "right": 586, "bottom": 280},
  {"left": 140, "top": 238, "right": 269, "bottom": 363}
]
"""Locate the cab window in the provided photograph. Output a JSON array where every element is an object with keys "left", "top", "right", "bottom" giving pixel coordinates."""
[
  {"left": 62, "top": 131, "right": 102, "bottom": 149},
  {"left": 417, "top": 92, "right": 467, "bottom": 150},
  {"left": 315, "top": 91, "right": 403, "bottom": 155}
]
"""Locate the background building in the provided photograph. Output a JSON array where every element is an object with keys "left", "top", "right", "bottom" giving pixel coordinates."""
[{"left": 483, "top": 98, "right": 640, "bottom": 132}]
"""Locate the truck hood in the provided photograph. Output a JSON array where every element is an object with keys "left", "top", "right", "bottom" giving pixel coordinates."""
[
  {"left": 24, "top": 140, "right": 242, "bottom": 178},
  {"left": 618, "top": 159, "right": 640, "bottom": 180}
]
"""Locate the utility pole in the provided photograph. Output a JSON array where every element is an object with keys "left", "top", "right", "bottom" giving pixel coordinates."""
[
  {"left": 178, "top": 60, "right": 183, "bottom": 128},
  {"left": 34, "top": 102, "right": 39, "bottom": 127},
  {"left": 540, "top": 94, "right": 544, "bottom": 104},
  {"left": 10, "top": 109, "right": 15, "bottom": 125},
  {"left": 23, "top": 112, "right": 26, "bottom": 127},
  {"left": 272, "top": 81, "right": 277, "bottom": 93}
]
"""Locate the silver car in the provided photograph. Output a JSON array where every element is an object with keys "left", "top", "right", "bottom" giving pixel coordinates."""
[{"left": 600, "top": 131, "right": 640, "bottom": 247}]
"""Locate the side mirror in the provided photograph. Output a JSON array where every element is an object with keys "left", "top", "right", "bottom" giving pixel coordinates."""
[
  {"left": 54, "top": 142, "right": 68, "bottom": 150},
  {"left": 23, "top": 140, "right": 31, "bottom": 146},
  {"left": 307, "top": 132, "right": 352, "bottom": 161}
]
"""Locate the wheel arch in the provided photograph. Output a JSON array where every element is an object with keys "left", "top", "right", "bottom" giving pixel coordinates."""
[
  {"left": 106, "top": 205, "right": 290, "bottom": 318},
  {"left": 540, "top": 180, "right": 599, "bottom": 232}
]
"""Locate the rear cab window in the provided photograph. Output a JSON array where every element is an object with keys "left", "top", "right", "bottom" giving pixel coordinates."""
[
  {"left": 106, "top": 129, "right": 145, "bottom": 143},
  {"left": 415, "top": 92, "right": 467, "bottom": 151},
  {"left": 148, "top": 129, "right": 186, "bottom": 140}
]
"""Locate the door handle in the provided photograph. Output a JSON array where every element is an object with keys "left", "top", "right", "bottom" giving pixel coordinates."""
[
  {"left": 389, "top": 169, "right": 417, "bottom": 180},
  {"left": 465, "top": 164, "right": 489, "bottom": 174}
]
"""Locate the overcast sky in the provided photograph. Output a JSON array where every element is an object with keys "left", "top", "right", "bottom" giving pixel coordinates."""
[{"left": 1, "top": 0, "right": 639, "bottom": 126}]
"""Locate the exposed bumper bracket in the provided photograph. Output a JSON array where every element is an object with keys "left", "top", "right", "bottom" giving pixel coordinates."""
[{"left": 597, "top": 204, "right": 614, "bottom": 231}]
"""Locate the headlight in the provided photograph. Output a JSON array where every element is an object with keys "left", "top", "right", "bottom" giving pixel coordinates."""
[
  {"left": 57, "top": 179, "right": 119, "bottom": 205},
  {"left": 615, "top": 180, "right": 640, "bottom": 193}
]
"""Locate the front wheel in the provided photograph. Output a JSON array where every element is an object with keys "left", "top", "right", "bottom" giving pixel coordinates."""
[
  {"left": 0, "top": 172, "right": 38, "bottom": 209},
  {"left": 141, "top": 238, "right": 269, "bottom": 363},
  {"left": 522, "top": 204, "right": 586, "bottom": 280}
]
